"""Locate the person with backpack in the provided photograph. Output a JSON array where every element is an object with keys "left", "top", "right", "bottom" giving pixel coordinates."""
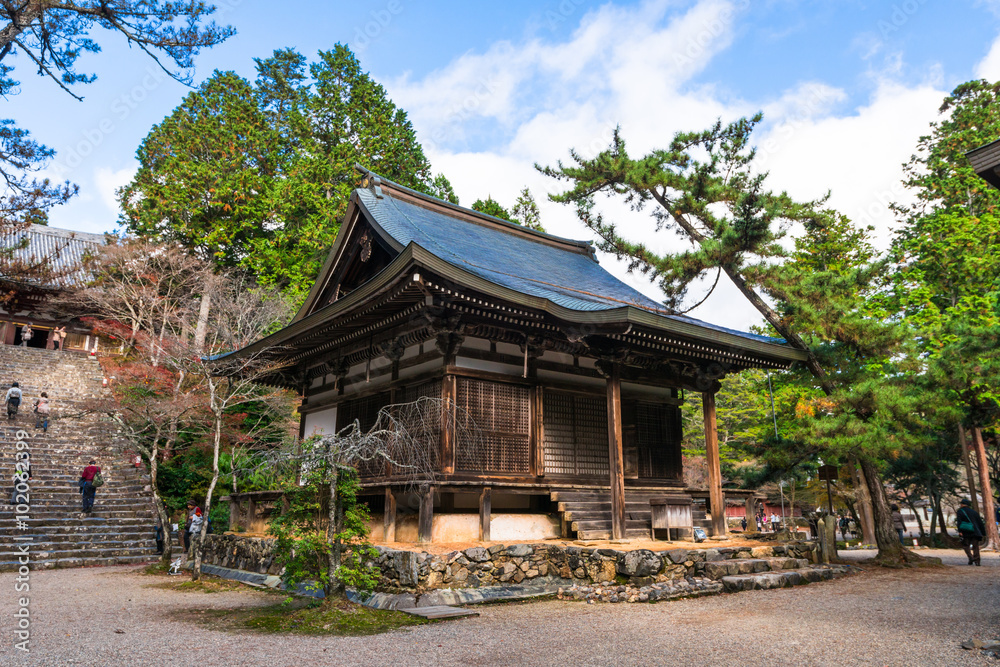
[
  {"left": 184, "top": 500, "right": 203, "bottom": 556},
  {"left": 33, "top": 392, "right": 50, "bottom": 432},
  {"left": 957, "top": 498, "right": 987, "bottom": 566},
  {"left": 79, "top": 459, "right": 102, "bottom": 513},
  {"left": 19, "top": 323, "right": 32, "bottom": 347},
  {"left": 5, "top": 382, "right": 21, "bottom": 420}
]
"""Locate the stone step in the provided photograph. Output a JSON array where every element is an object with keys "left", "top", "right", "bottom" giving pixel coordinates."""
[
  {"left": 720, "top": 565, "right": 853, "bottom": 592},
  {"left": 0, "top": 523, "right": 162, "bottom": 537},
  {"left": 702, "top": 558, "right": 809, "bottom": 579},
  {"left": 570, "top": 519, "right": 649, "bottom": 532},
  {"left": 576, "top": 528, "right": 651, "bottom": 540},
  {"left": 0, "top": 515, "right": 155, "bottom": 527},
  {"left": 0, "top": 553, "right": 158, "bottom": 572}
]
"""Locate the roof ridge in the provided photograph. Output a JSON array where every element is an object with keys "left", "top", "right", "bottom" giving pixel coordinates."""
[{"left": 354, "top": 165, "right": 598, "bottom": 259}]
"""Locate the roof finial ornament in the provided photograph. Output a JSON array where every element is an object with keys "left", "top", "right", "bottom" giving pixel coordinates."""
[{"left": 354, "top": 163, "right": 384, "bottom": 199}]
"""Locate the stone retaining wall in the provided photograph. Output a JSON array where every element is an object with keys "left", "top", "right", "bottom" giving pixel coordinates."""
[
  {"left": 201, "top": 534, "right": 282, "bottom": 575},
  {"left": 199, "top": 534, "right": 819, "bottom": 593},
  {"left": 374, "top": 542, "right": 819, "bottom": 592}
]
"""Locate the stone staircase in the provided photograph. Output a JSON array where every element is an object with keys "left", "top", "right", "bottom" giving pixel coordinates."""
[
  {"left": 0, "top": 346, "right": 159, "bottom": 570},
  {"left": 551, "top": 488, "right": 667, "bottom": 540}
]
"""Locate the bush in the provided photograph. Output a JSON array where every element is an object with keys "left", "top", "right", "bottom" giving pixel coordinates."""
[{"left": 268, "top": 469, "right": 379, "bottom": 597}]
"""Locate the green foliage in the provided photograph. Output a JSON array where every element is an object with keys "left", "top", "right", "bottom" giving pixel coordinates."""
[
  {"left": 538, "top": 115, "right": 823, "bottom": 312},
  {"left": 122, "top": 44, "right": 446, "bottom": 302},
  {"left": 0, "top": 1, "right": 232, "bottom": 227},
  {"left": 889, "top": 80, "right": 1000, "bottom": 334},
  {"left": 198, "top": 598, "right": 429, "bottom": 636},
  {"left": 471, "top": 196, "right": 513, "bottom": 221},
  {"left": 158, "top": 448, "right": 215, "bottom": 515},
  {"left": 510, "top": 187, "right": 545, "bottom": 232},
  {"left": 268, "top": 469, "right": 379, "bottom": 597}
]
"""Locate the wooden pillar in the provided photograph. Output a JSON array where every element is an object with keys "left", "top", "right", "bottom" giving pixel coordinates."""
[
  {"left": 383, "top": 488, "right": 396, "bottom": 543},
  {"left": 246, "top": 497, "right": 257, "bottom": 532},
  {"left": 606, "top": 363, "right": 627, "bottom": 541},
  {"left": 479, "top": 487, "right": 492, "bottom": 542},
  {"left": 440, "top": 375, "right": 457, "bottom": 474},
  {"left": 229, "top": 498, "right": 240, "bottom": 531},
  {"left": 418, "top": 484, "right": 434, "bottom": 543},
  {"left": 959, "top": 424, "right": 980, "bottom": 514},
  {"left": 530, "top": 387, "right": 544, "bottom": 477},
  {"left": 972, "top": 427, "right": 1000, "bottom": 549},
  {"left": 744, "top": 495, "right": 756, "bottom": 533},
  {"left": 703, "top": 391, "right": 726, "bottom": 537}
]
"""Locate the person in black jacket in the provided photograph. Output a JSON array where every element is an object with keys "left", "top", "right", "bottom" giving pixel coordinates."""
[{"left": 957, "top": 498, "right": 987, "bottom": 566}]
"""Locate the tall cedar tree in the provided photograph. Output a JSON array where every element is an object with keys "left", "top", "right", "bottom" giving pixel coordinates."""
[
  {"left": 122, "top": 45, "right": 453, "bottom": 301},
  {"left": 540, "top": 116, "right": 915, "bottom": 561},
  {"left": 0, "top": 1, "right": 233, "bottom": 226},
  {"left": 889, "top": 80, "right": 1000, "bottom": 547}
]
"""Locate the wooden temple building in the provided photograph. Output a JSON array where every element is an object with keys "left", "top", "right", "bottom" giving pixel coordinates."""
[
  {"left": 238, "top": 171, "right": 806, "bottom": 543},
  {"left": 0, "top": 224, "right": 106, "bottom": 352}
]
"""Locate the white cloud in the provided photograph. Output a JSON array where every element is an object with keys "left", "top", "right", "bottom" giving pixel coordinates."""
[
  {"left": 387, "top": 0, "right": 959, "bottom": 332},
  {"left": 94, "top": 166, "right": 135, "bottom": 216},
  {"left": 975, "top": 33, "right": 1000, "bottom": 80}
]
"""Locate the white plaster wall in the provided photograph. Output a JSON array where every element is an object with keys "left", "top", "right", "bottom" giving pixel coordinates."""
[
  {"left": 455, "top": 356, "right": 523, "bottom": 376},
  {"left": 622, "top": 382, "right": 677, "bottom": 400},
  {"left": 461, "top": 336, "right": 491, "bottom": 351},
  {"left": 378, "top": 513, "right": 560, "bottom": 543},
  {"left": 398, "top": 359, "right": 439, "bottom": 381},
  {"left": 537, "top": 368, "right": 605, "bottom": 389},
  {"left": 303, "top": 406, "right": 338, "bottom": 436},
  {"left": 540, "top": 350, "right": 575, "bottom": 366}
]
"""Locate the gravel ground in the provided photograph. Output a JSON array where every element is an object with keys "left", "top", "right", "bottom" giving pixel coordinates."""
[{"left": 1, "top": 549, "right": 998, "bottom": 667}]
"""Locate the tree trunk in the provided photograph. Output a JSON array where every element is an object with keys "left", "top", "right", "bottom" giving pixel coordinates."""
[
  {"left": 906, "top": 498, "right": 925, "bottom": 541},
  {"left": 959, "top": 424, "right": 980, "bottom": 514},
  {"left": 192, "top": 411, "right": 223, "bottom": 581},
  {"left": 972, "top": 426, "right": 1000, "bottom": 550},
  {"left": 934, "top": 494, "right": 948, "bottom": 539},
  {"left": 148, "top": 440, "right": 173, "bottom": 568},
  {"left": 194, "top": 289, "right": 212, "bottom": 354},
  {"left": 327, "top": 468, "right": 344, "bottom": 596},
  {"left": 851, "top": 461, "right": 877, "bottom": 545},
  {"left": 859, "top": 459, "right": 904, "bottom": 561},
  {"left": 928, "top": 492, "right": 939, "bottom": 541}
]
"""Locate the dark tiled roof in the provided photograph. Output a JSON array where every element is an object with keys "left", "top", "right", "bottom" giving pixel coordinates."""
[
  {"left": 968, "top": 138, "right": 1000, "bottom": 189},
  {"left": 0, "top": 224, "right": 107, "bottom": 288},
  {"left": 356, "top": 185, "right": 780, "bottom": 345}
]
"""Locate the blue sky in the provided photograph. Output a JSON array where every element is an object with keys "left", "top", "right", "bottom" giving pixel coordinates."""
[{"left": 10, "top": 0, "right": 1000, "bottom": 329}]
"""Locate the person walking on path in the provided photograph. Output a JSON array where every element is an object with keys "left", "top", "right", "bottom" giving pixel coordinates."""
[
  {"left": 770, "top": 513, "right": 780, "bottom": 532},
  {"left": 33, "top": 392, "right": 50, "bottom": 432},
  {"left": 5, "top": 382, "right": 21, "bottom": 420},
  {"left": 52, "top": 326, "right": 66, "bottom": 351},
  {"left": 79, "top": 460, "right": 101, "bottom": 513},
  {"left": 957, "top": 498, "right": 987, "bottom": 566},
  {"left": 19, "top": 323, "right": 32, "bottom": 347},
  {"left": 891, "top": 504, "right": 906, "bottom": 544},
  {"left": 184, "top": 500, "right": 203, "bottom": 557}
]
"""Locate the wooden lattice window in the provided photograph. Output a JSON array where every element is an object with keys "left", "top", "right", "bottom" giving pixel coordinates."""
[
  {"left": 398, "top": 379, "right": 442, "bottom": 469},
  {"left": 338, "top": 392, "right": 390, "bottom": 477},
  {"left": 455, "top": 378, "right": 530, "bottom": 474},
  {"left": 635, "top": 402, "right": 683, "bottom": 480},
  {"left": 542, "top": 390, "right": 609, "bottom": 478}
]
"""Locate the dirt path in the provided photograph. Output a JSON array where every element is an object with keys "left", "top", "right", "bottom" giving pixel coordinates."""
[{"left": 0, "top": 549, "right": 997, "bottom": 666}]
